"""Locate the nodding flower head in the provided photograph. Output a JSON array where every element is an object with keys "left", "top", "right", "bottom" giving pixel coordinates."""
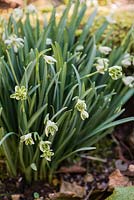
[
  {"left": 75, "top": 99, "right": 87, "bottom": 112},
  {"left": 39, "top": 140, "right": 54, "bottom": 161},
  {"left": 98, "top": 46, "right": 112, "bottom": 55},
  {"left": 5, "top": 34, "right": 24, "bottom": 53},
  {"left": 20, "top": 133, "right": 34, "bottom": 145},
  {"left": 121, "top": 53, "right": 133, "bottom": 68},
  {"left": 10, "top": 86, "right": 27, "bottom": 101},
  {"left": 26, "top": 4, "right": 38, "bottom": 14},
  {"left": 39, "top": 141, "right": 51, "bottom": 152},
  {"left": 95, "top": 58, "right": 109, "bottom": 74},
  {"left": 80, "top": 110, "right": 89, "bottom": 120},
  {"left": 45, "top": 120, "right": 58, "bottom": 137},
  {"left": 43, "top": 55, "right": 57, "bottom": 65},
  {"left": 12, "top": 8, "right": 23, "bottom": 21},
  {"left": 40, "top": 149, "right": 54, "bottom": 161},
  {"left": 122, "top": 76, "right": 134, "bottom": 88},
  {"left": 75, "top": 98, "right": 89, "bottom": 120},
  {"left": 109, "top": 66, "right": 123, "bottom": 80}
]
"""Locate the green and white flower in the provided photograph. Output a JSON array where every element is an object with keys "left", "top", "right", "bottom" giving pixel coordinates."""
[
  {"left": 105, "top": 15, "right": 116, "bottom": 24},
  {"left": 10, "top": 86, "right": 27, "bottom": 100},
  {"left": 46, "top": 38, "right": 52, "bottom": 45},
  {"left": 39, "top": 140, "right": 54, "bottom": 161},
  {"left": 109, "top": 66, "right": 123, "bottom": 80},
  {"left": 121, "top": 53, "right": 131, "bottom": 67},
  {"left": 12, "top": 8, "right": 23, "bottom": 21},
  {"left": 122, "top": 76, "right": 134, "bottom": 88},
  {"left": 26, "top": 4, "right": 37, "bottom": 14},
  {"left": 43, "top": 55, "right": 57, "bottom": 65},
  {"left": 45, "top": 120, "right": 58, "bottom": 137},
  {"left": 75, "top": 99, "right": 87, "bottom": 112},
  {"left": 5, "top": 34, "right": 24, "bottom": 53},
  {"left": 95, "top": 58, "right": 109, "bottom": 74},
  {"left": 98, "top": 46, "right": 112, "bottom": 55},
  {"left": 39, "top": 141, "right": 51, "bottom": 152},
  {"left": 20, "top": 133, "right": 34, "bottom": 145},
  {"left": 80, "top": 110, "right": 89, "bottom": 120},
  {"left": 40, "top": 149, "right": 54, "bottom": 161}
]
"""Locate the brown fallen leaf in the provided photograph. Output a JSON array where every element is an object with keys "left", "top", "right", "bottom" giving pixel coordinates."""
[
  {"left": 49, "top": 180, "right": 85, "bottom": 199},
  {"left": 49, "top": 192, "right": 81, "bottom": 200},
  {"left": 60, "top": 180, "right": 86, "bottom": 198},
  {"left": 108, "top": 169, "right": 132, "bottom": 189},
  {"left": 58, "top": 165, "right": 86, "bottom": 174}
]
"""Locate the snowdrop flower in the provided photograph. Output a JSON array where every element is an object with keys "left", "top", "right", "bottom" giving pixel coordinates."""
[
  {"left": 122, "top": 76, "right": 134, "bottom": 88},
  {"left": 75, "top": 98, "right": 89, "bottom": 120},
  {"left": 80, "top": 110, "right": 89, "bottom": 120},
  {"left": 45, "top": 120, "right": 58, "bottom": 137},
  {"left": 75, "top": 99, "right": 87, "bottom": 112},
  {"left": 46, "top": 38, "right": 52, "bottom": 45},
  {"left": 5, "top": 34, "right": 24, "bottom": 53},
  {"left": 95, "top": 58, "right": 109, "bottom": 74},
  {"left": 75, "top": 45, "right": 84, "bottom": 52},
  {"left": 10, "top": 86, "right": 27, "bottom": 100},
  {"left": 43, "top": 55, "right": 57, "bottom": 65},
  {"left": 20, "top": 133, "right": 34, "bottom": 145},
  {"left": 98, "top": 46, "right": 112, "bottom": 55},
  {"left": 121, "top": 53, "right": 132, "bottom": 68},
  {"left": 12, "top": 8, "right": 23, "bottom": 21},
  {"left": 109, "top": 66, "right": 123, "bottom": 80},
  {"left": 39, "top": 141, "right": 51, "bottom": 152},
  {"left": 40, "top": 149, "right": 54, "bottom": 161},
  {"left": 106, "top": 15, "right": 116, "bottom": 24},
  {"left": 26, "top": 4, "right": 37, "bottom": 14}
]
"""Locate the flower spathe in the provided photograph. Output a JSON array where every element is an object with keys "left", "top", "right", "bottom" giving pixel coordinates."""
[
  {"left": 20, "top": 133, "right": 34, "bottom": 145},
  {"left": 5, "top": 34, "right": 24, "bottom": 53},
  {"left": 10, "top": 86, "right": 27, "bottom": 100},
  {"left": 98, "top": 46, "right": 112, "bottom": 55},
  {"left": 45, "top": 120, "right": 58, "bottom": 137},
  {"left": 109, "top": 66, "right": 123, "bottom": 80}
]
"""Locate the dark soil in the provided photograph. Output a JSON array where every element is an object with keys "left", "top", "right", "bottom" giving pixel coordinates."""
[{"left": 0, "top": 135, "right": 115, "bottom": 200}]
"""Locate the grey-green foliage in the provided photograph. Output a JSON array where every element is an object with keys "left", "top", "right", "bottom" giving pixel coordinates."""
[
  {"left": 0, "top": 0, "right": 134, "bottom": 182},
  {"left": 105, "top": 187, "right": 134, "bottom": 200}
]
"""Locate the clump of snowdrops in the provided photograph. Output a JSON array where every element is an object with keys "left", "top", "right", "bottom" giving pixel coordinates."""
[{"left": 0, "top": 1, "right": 134, "bottom": 182}]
